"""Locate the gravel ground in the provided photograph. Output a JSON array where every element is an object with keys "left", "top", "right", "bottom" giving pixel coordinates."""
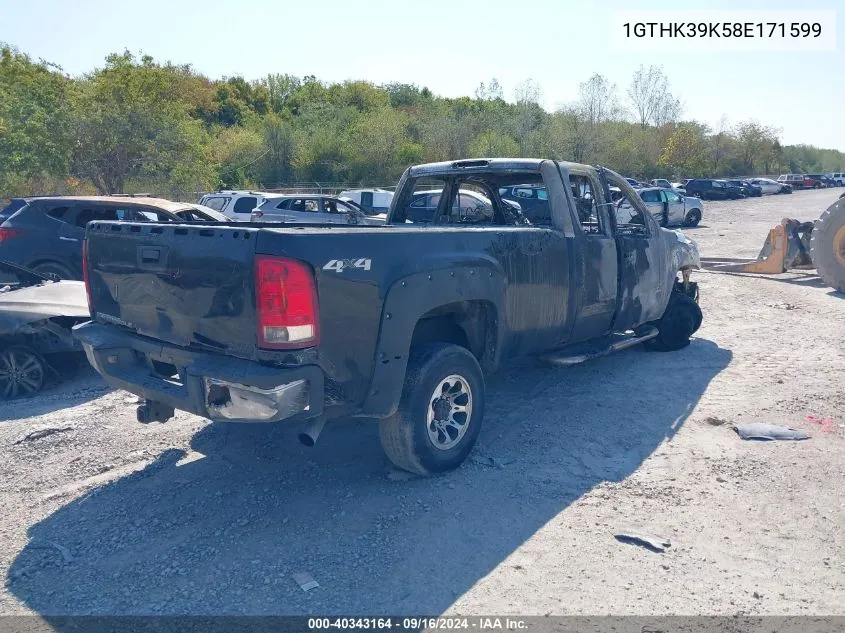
[{"left": 0, "top": 189, "right": 843, "bottom": 616}]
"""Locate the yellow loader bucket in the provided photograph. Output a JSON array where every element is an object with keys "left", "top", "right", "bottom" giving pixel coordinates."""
[{"left": 701, "top": 219, "right": 815, "bottom": 274}]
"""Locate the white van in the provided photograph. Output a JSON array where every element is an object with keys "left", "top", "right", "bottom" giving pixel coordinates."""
[
  {"left": 197, "top": 190, "right": 285, "bottom": 221},
  {"left": 337, "top": 188, "right": 394, "bottom": 214}
]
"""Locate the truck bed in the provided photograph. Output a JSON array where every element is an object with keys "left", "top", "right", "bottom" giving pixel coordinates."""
[{"left": 84, "top": 219, "right": 566, "bottom": 410}]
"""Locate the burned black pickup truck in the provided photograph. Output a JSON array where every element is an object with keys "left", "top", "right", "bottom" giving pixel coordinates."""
[{"left": 74, "top": 159, "right": 702, "bottom": 475}]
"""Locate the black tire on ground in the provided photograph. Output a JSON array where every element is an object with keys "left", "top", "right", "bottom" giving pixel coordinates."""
[
  {"left": 0, "top": 345, "right": 47, "bottom": 400},
  {"left": 683, "top": 209, "right": 702, "bottom": 227},
  {"left": 379, "top": 343, "right": 485, "bottom": 476},
  {"left": 645, "top": 291, "right": 703, "bottom": 352},
  {"left": 31, "top": 261, "right": 76, "bottom": 281},
  {"left": 810, "top": 199, "right": 845, "bottom": 293}
]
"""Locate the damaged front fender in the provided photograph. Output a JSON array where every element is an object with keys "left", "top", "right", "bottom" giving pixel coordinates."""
[{"left": 663, "top": 228, "right": 701, "bottom": 273}]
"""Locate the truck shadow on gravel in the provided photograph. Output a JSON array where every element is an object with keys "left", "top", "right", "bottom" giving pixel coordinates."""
[{"left": 8, "top": 338, "right": 731, "bottom": 616}]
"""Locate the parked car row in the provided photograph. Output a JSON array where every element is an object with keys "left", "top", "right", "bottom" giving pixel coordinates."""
[
  {"left": 777, "top": 173, "right": 844, "bottom": 189},
  {"left": 632, "top": 172, "right": 844, "bottom": 197},
  {"left": 632, "top": 176, "right": 794, "bottom": 200},
  {"left": 618, "top": 170, "right": 821, "bottom": 226}
]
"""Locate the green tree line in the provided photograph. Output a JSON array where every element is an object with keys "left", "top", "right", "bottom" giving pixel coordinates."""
[{"left": 1, "top": 44, "right": 843, "bottom": 199}]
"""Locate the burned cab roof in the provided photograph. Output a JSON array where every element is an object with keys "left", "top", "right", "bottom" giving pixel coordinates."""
[
  {"left": 407, "top": 158, "right": 628, "bottom": 185},
  {"left": 408, "top": 158, "right": 547, "bottom": 177}
]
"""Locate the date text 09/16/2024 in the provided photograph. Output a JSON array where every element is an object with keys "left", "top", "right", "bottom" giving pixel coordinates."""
[{"left": 307, "top": 617, "right": 529, "bottom": 631}]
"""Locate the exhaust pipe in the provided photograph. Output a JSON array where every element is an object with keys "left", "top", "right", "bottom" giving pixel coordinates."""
[{"left": 298, "top": 416, "right": 327, "bottom": 447}]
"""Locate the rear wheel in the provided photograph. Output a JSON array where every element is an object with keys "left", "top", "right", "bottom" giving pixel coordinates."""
[
  {"left": 645, "top": 292, "right": 702, "bottom": 352},
  {"left": 379, "top": 343, "right": 484, "bottom": 476},
  {"left": 31, "top": 261, "right": 75, "bottom": 281},
  {"left": 684, "top": 209, "right": 702, "bottom": 227},
  {"left": 810, "top": 199, "right": 845, "bottom": 293},
  {"left": 0, "top": 345, "right": 46, "bottom": 399}
]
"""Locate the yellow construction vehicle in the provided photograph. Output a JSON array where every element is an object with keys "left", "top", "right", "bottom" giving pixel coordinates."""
[{"left": 701, "top": 195, "right": 845, "bottom": 292}]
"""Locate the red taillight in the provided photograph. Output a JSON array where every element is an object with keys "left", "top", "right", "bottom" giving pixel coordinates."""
[
  {"left": 82, "top": 239, "right": 93, "bottom": 313},
  {"left": 255, "top": 255, "right": 319, "bottom": 349},
  {"left": 0, "top": 227, "right": 23, "bottom": 242}
]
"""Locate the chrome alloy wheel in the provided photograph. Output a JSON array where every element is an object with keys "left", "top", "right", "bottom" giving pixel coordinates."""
[
  {"left": 426, "top": 374, "right": 472, "bottom": 450},
  {"left": 0, "top": 347, "right": 45, "bottom": 399}
]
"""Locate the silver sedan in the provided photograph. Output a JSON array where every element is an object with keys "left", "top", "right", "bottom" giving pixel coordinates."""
[{"left": 616, "top": 187, "right": 703, "bottom": 228}]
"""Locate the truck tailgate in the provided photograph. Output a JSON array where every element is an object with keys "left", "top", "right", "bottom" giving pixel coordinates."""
[{"left": 85, "top": 222, "right": 260, "bottom": 354}]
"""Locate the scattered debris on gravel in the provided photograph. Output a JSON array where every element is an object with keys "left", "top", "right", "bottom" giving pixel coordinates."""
[
  {"left": 734, "top": 423, "right": 811, "bottom": 441},
  {"left": 614, "top": 531, "right": 671, "bottom": 553},
  {"left": 293, "top": 572, "right": 320, "bottom": 592},
  {"left": 14, "top": 425, "right": 75, "bottom": 445}
]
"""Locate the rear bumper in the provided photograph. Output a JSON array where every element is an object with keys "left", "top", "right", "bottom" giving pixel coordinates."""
[{"left": 72, "top": 321, "right": 324, "bottom": 423}]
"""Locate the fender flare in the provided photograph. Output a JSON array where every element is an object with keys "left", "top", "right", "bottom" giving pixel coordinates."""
[{"left": 360, "top": 262, "right": 506, "bottom": 417}]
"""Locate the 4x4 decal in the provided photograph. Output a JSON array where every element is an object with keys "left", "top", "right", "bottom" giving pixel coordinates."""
[{"left": 322, "top": 258, "right": 372, "bottom": 273}]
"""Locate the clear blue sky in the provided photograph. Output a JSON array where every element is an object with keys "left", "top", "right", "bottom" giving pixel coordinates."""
[{"left": 3, "top": 0, "right": 843, "bottom": 150}]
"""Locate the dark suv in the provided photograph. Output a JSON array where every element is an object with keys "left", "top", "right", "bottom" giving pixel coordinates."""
[
  {"left": 0, "top": 196, "right": 220, "bottom": 280},
  {"left": 0, "top": 198, "right": 27, "bottom": 224},
  {"left": 724, "top": 179, "right": 762, "bottom": 197},
  {"left": 683, "top": 179, "right": 745, "bottom": 200},
  {"left": 499, "top": 184, "right": 552, "bottom": 223}
]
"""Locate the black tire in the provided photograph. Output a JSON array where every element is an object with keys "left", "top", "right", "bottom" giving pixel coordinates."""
[
  {"left": 0, "top": 345, "right": 47, "bottom": 400},
  {"left": 810, "top": 199, "right": 845, "bottom": 293},
  {"left": 683, "top": 208, "right": 702, "bottom": 227},
  {"left": 31, "top": 261, "right": 76, "bottom": 281},
  {"left": 645, "top": 292, "right": 702, "bottom": 352},
  {"left": 379, "top": 343, "right": 484, "bottom": 476}
]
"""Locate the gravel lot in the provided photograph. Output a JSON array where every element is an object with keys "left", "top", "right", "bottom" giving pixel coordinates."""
[{"left": 1, "top": 189, "right": 843, "bottom": 616}]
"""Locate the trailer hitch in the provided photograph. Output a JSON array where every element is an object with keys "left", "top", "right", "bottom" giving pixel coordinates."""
[{"left": 136, "top": 399, "right": 175, "bottom": 424}]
